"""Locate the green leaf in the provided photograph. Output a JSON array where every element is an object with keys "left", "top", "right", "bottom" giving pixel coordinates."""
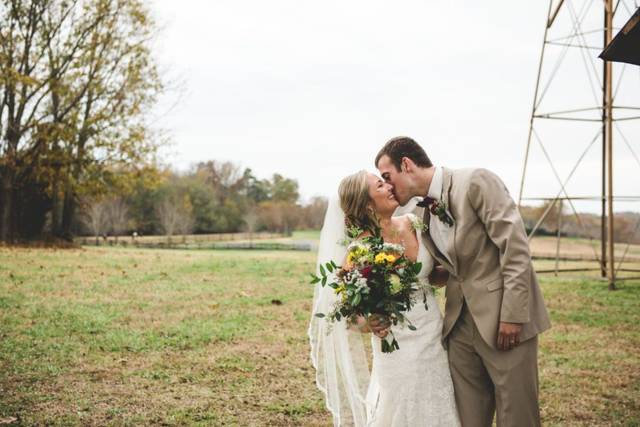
[
  {"left": 314, "top": 313, "right": 325, "bottom": 318},
  {"left": 352, "top": 293, "right": 361, "bottom": 306},
  {"left": 320, "top": 264, "right": 326, "bottom": 276},
  {"left": 413, "top": 262, "right": 422, "bottom": 274},
  {"left": 321, "top": 276, "right": 327, "bottom": 287},
  {"left": 309, "top": 274, "right": 321, "bottom": 284},
  {"left": 408, "top": 324, "right": 416, "bottom": 331},
  {"left": 326, "top": 263, "right": 334, "bottom": 273}
]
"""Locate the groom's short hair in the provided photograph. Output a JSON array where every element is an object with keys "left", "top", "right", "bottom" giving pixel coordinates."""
[{"left": 375, "top": 136, "right": 433, "bottom": 171}]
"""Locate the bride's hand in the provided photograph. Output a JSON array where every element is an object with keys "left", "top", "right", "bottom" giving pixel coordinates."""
[
  {"left": 350, "top": 315, "right": 371, "bottom": 333},
  {"left": 368, "top": 314, "right": 391, "bottom": 338}
]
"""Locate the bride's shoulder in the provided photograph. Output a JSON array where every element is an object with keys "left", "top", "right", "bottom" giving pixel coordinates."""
[
  {"left": 394, "top": 213, "right": 418, "bottom": 225},
  {"left": 392, "top": 214, "right": 419, "bottom": 233}
]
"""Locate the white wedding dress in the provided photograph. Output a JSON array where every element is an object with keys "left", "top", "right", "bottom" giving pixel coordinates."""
[
  {"left": 366, "top": 225, "right": 461, "bottom": 427},
  {"left": 309, "top": 200, "right": 460, "bottom": 427}
]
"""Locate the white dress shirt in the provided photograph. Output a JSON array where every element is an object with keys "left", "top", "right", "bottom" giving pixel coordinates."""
[{"left": 426, "top": 167, "right": 453, "bottom": 265}]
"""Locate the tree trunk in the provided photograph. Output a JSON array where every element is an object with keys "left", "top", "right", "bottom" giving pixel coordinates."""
[
  {"left": 0, "top": 173, "right": 13, "bottom": 242},
  {"left": 61, "top": 184, "right": 76, "bottom": 241},
  {"left": 51, "top": 170, "right": 62, "bottom": 237}
]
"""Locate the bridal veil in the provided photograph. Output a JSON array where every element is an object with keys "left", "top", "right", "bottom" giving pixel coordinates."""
[{"left": 307, "top": 196, "right": 374, "bottom": 426}]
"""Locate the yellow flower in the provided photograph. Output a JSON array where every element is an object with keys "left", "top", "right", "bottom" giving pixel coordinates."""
[
  {"left": 335, "top": 284, "right": 348, "bottom": 302},
  {"left": 389, "top": 274, "right": 403, "bottom": 295},
  {"left": 374, "top": 253, "right": 397, "bottom": 265},
  {"left": 374, "top": 252, "right": 388, "bottom": 264},
  {"left": 348, "top": 246, "right": 369, "bottom": 264}
]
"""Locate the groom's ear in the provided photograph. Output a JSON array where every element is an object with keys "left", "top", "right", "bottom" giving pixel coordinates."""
[{"left": 400, "top": 157, "right": 412, "bottom": 173}]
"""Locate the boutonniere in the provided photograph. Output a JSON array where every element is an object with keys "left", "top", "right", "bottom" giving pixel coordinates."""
[{"left": 416, "top": 197, "right": 454, "bottom": 227}]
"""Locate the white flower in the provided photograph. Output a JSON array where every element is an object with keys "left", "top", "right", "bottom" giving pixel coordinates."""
[
  {"left": 347, "top": 241, "right": 369, "bottom": 252},
  {"left": 410, "top": 216, "right": 428, "bottom": 232},
  {"left": 355, "top": 277, "right": 370, "bottom": 294},
  {"left": 381, "top": 242, "right": 404, "bottom": 254}
]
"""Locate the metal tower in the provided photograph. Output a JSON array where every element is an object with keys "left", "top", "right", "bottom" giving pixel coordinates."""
[{"left": 518, "top": 0, "right": 640, "bottom": 289}]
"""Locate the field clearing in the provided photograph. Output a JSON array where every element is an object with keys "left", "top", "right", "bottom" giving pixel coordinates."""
[
  {"left": 242, "top": 231, "right": 640, "bottom": 262},
  {"left": 75, "top": 232, "right": 286, "bottom": 247},
  {"left": 1, "top": 246, "right": 639, "bottom": 426},
  {"left": 529, "top": 236, "right": 640, "bottom": 261}
]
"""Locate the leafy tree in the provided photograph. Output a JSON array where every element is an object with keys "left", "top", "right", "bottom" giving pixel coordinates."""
[
  {"left": 271, "top": 173, "right": 299, "bottom": 203},
  {"left": 0, "top": 0, "right": 162, "bottom": 242}
]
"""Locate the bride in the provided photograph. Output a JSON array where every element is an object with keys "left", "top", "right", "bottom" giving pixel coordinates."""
[{"left": 308, "top": 170, "right": 460, "bottom": 427}]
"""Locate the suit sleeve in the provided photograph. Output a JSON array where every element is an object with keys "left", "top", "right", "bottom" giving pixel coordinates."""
[{"left": 467, "top": 169, "right": 531, "bottom": 324}]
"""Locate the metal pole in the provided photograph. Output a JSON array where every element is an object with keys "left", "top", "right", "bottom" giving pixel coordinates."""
[
  {"left": 519, "top": 0, "right": 554, "bottom": 208},
  {"left": 601, "top": 0, "right": 609, "bottom": 278},
  {"left": 604, "top": 0, "right": 616, "bottom": 290},
  {"left": 555, "top": 200, "right": 563, "bottom": 276}
]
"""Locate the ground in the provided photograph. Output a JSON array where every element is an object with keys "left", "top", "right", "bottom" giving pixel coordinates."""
[{"left": 0, "top": 246, "right": 639, "bottom": 426}]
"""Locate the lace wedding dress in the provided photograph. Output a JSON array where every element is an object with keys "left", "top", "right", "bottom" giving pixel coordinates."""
[{"left": 366, "top": 225, "right": 461, "bottom": 427}]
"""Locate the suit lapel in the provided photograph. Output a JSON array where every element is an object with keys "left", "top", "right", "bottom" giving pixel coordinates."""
[
  {"left": 421, "top": 206, "right": 454, "bottom": 272},
  {"left": 441, "top": 168, "right": 459, "bottom": 275}
]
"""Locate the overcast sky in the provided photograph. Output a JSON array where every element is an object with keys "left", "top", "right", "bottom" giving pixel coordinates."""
[{"left": 149, "top": 0, "right": 639, "bottom": 213}]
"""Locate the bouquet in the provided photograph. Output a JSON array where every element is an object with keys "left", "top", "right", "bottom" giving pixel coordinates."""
[{"left": 310, "top": 227, "right": 429, "bottom": 353}]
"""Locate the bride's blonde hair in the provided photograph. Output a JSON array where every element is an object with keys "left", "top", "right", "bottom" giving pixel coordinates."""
[{"left": 338, "top": 170, "right": 379, "bottom": 232}]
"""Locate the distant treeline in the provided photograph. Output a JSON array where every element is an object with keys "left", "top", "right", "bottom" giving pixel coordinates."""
[{"left": 78, "top": 160, "right": 329, "bottom": 240}]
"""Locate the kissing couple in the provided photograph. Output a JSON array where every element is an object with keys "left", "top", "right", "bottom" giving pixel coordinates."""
[{"left": 309, "top": 136, "right": 551, "bottom": 427}]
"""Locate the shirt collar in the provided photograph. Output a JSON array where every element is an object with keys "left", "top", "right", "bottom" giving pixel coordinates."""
[{"left": 427, "top": 166, "right": 443, "bottom": 200}]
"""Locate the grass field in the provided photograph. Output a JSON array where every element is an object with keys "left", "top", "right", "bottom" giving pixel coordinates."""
[{"left": 1, "top": 246, "right": 639, "bottom": 426}]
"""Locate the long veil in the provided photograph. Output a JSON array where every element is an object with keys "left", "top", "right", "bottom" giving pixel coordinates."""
[{"left": 308, "top": 197, "right": 373, "bottom": 426}]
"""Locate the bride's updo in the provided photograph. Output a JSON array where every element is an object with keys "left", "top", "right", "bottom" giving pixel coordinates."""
[{"left": 338, "top": 170, "right": 379, "bottom": 232}]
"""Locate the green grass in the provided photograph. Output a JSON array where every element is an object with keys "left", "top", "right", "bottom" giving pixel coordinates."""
[
  {"left": 0, "top": 246, "right": 639, "bottom": 426},
  {"left": 290, "top": 230, "right": 321, "bottom": 241}
]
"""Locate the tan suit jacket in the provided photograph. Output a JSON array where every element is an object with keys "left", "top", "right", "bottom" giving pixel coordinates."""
[{"left": 420, "top": 167, "right": 551, "bottom": 350}]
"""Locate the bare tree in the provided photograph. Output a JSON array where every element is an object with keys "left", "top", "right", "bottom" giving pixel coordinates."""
[
  {"left": 157, "top": 199, "right": 178, "bottom": 242},
  {"left": 174, "top": 200, "right": 194, "bottom": 242},
  {"left": 107, "top": 197, "right": 129, "bottom": 243},
  {"left": 303, "top": 196, "right": 328, "bottom": 229},
  {"left": 156, "top": 196, "right": 193, "bottom": 244},
  {"left": 83, "top": 199, "right": 110, "bottom": 244},
  {"left": 244, "top": 207, "right": 259, "bottom": 247}
]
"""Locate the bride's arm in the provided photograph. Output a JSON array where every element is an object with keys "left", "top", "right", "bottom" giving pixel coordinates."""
[
  {"left": 429, "top": 264, "right": 449, "bottom": 287},
  {"left": 349, "top": 315, "right": 371, "bottom": 333},
  {"left": 349, "top": 314, "right": 391, "bottom": 338}
]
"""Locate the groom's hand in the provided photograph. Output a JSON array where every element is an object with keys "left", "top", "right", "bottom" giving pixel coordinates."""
[
  {"left": 368, "top": 314, "right": 391, "bottom": 338},
  {"left": 497, "top": 322, "right": 522, "bottom": 351},
  {"left": 428, "top": 265, "right": 449, "bottom": 288}
]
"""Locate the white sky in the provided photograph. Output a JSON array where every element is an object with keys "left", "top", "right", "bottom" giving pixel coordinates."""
[{"left": 149, "top": 0, "right": 640, "bottom": 213}]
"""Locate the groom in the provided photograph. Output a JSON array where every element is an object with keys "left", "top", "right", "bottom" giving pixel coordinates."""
[{"left": 373, "top": 136, "right": 551, "bottom": 427}]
